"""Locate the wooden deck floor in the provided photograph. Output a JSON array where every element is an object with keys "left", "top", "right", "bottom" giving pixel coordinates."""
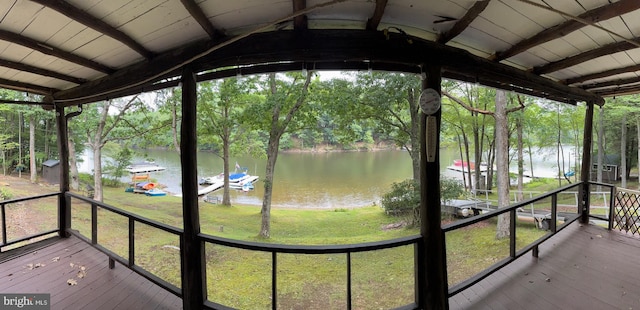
[
  {"left": 450, "top": 222, "right": 640, "bottom": 309},
  {"left": 0, "top": 235, "right": 182, "bottom": 310}
]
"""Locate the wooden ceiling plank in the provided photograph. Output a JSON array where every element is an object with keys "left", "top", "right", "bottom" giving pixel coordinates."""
[
  {"left": 180, "top": 0, "right": 224, "bottom": 39},
  {"left": 565, "top": 64, "right": 640, "bottom": 85},
  {"left": 293, "top": 0, "right": 308, "bottom": 30},
  {"left": 495, "top": 0, "right": 640, "bottom": 61},
  {"left": 437, "top": 0, "right": 489, "bottom": 44},
  {"left": 0, "top": 58, "right": 86, "bottom": 84},
  {"left": 30, "top": 0, "right": 153, "bottom": 60},
  {"left": 366, "top": 0, "right": 388, "bottom": 31},
  {"left": 0, "top": 29, "right": 114, "bottom": 74},
  {"left": 533, "top": 39, "right": 640, "bottom": 74}
]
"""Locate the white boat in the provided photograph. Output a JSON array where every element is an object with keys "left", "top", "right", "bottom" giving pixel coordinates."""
[
  {"left": 200, "top": 172, "right": 257, "bottom": 186},
  {"left": 229, "top": 175, "right": 259, "bottom": 189}
]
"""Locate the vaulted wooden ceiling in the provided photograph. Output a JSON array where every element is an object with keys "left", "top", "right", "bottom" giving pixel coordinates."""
[{"left": 3, "top": 0, "right": 640, "bottom": 107}]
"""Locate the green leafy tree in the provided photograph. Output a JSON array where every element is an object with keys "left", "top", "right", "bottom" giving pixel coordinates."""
[
  {"left": 244, "top": 71, "right": 315, "bottom": 238},
  {"left": 102, "top": 143, "right": 133, "bottom": 187},
  {"left": 198, "top": 77, "right": 263, "bottom": 205}
]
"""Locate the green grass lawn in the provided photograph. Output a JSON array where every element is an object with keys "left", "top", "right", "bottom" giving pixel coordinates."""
[{"left": 5, "top": 180, "right": 591, "bottom": 309}]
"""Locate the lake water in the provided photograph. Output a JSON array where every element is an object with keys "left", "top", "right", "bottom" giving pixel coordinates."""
[{"left": 79, "top": 147, "right": 576, "bottom": 208}]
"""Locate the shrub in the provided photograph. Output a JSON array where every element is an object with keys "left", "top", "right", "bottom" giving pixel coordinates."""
[
  {"left": 381, "top": 177, "right": 464, "bottom": 225},
  {"left": 0, "top": 187, "right": 13, "bottom": 200},
  {"left": 381, "top": 179, "right": 420, "bottom": 225}
]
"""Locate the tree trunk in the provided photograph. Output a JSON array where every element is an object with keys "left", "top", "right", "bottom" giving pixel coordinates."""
[
  {"left": 495, "top": 90, "right": 510, "bottom": 239},
  {"left": 637, "top": 118, "right": 640, "bottom": 190},
  {"left": 44, "top": 119, "right": 49, "bottom": 159},
  {"left": 18, "top": 112, "right": 22, "bottom": 178},
  {"left": 171, "top": 89, "right": 181, "bottom": 155},
  {"left": 222, "top": 125, "right": 231, "bottom": 206},
  {"left": 68, "top": 131, "right": 80, "bottom": 191},
  {"left": 622, "top": 114, "right": 627, "bottom": 188},
  {"left": 29, "top": 115, "right": 36, "bottom": 183},
  {"left": 408, "top": 87, "right": 421, "bottom": 182},
  {"left": 527, "top": 134, "right": 534, "bottom": 178},
  {"left": 93, "top": 146, "right": 103, "bottom": 201},
  {"left": 486, "top": 129, "right": 496, "bottom": 191},
  {"left": 456, "top": 132, "right": 468, "bottom": 191},
  {"left": 516, "top": 114, "right": 524, "bottom": 201},
  {"left": 260, "top": 135, "right": 280, "bottom": 238},
  {"left": 463, "top": 133, "right": 472, "bottom": 191}
]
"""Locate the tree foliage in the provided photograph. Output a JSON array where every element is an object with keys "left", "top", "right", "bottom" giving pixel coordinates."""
[{"left": 381, "top": 177, "right": 463, "bottom": 226}]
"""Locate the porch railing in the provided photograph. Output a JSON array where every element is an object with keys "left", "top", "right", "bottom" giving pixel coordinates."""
[
  {"left": 0, "top": 192, "right": 60, "bottom": 252},
  {"left": 1, "top": 181, "right": 622, "bottom": 309},
  {"left": 64, "top": 192, "right": 421, "bottom": 309},
  {"left": 199, "top": 232, "right": 421, "bottom": 310},
  {"left": 66, "top": 192, "right": 183, "bottom": 297},
  {"left": 609, "top": 186, "right": 640, "bottom": 235},
  {"left": 443, "top": 182, "right": 583, "bottom": 296}
]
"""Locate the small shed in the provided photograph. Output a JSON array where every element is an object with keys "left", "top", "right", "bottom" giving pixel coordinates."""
[{"left": 42, "top": 159, "right": 60, "bottom": 184}]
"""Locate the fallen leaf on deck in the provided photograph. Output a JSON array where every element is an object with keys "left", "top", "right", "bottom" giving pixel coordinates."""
[
  {"left": 70, "top": 263, "right": 75, "bottom": 268},
  {"left": 26, "top": 263, "right": 33, "bottom": 270},
  {"left": 80, "top": 266, "right": 86, "bottom": 271},
  {"left": 52, "top": 257, "right": 60, "bottom": 262},
  {"left": 77, "top": 271, "right": 85, "bottom": 279},
  {"left": 67, "top": 279, "right": 77, "bottom": 286}
]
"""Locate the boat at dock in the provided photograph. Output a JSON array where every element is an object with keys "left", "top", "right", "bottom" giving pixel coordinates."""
[{"left": 446, "top": 160, "right": 491, "bottom": 173}]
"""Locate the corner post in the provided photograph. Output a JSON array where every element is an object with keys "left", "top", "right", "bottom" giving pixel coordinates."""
[
  {"left": 580, "top": 101, "right": 595, "bottom": 224},
  {"left": 180, "top": 66, "right": 206, "bottom": 309},
  {"left": 417, "top": 64, "right": 448, "bottom": 309},
  {"left": 55, "top": 104, "right": 70, "bottom": 237}
]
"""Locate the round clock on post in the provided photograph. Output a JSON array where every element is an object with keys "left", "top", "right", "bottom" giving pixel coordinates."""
[{"left": 419, "top": 88, "right": 441, "bottom": 115}]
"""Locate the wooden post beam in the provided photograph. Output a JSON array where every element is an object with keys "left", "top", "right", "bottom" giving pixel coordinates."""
[
  {"left": 55, "top": 104, "right": 70, "bottom": 237},
  {"left": 179, "top": 66, "right": 206, "bottom": 309},
  {"left": 580, "top": 101, "right": 594, "bottom": 224},
  {"left": 418, "top": 64, "right": 448, "bottom": 309}
]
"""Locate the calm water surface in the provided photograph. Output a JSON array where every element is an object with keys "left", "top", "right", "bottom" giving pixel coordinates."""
[{"left": 80, "top": 147, "right": 572, "bottom": 208}]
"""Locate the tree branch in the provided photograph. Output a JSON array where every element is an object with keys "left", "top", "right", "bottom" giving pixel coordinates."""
[{"left": 442, "top": 90, "right": 494, "bottom": 116}]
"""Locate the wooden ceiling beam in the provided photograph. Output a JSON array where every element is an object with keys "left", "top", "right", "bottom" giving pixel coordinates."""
[
  {"left": 0, "top": 29, "right": 113, "bottom": 74},
  {"left": 437, "top": 0, "right": 489, "bottom": 44},
  {"left": 0, "top": 58, "right": 87, "bottom": 84},
  {"left": 533, "top": 38, "right": 640, "bottom": 74},
  {"left": 293, "top": 0, "right": 308, "bottom": 30},
  {"left": 495, "top": 0, "right": 640, "bottom": 61},
  {"left": 53, "top": 30, "right": 602, "bottom": 106},
  {"left": 564, "top": 64, "right": 640, "bottom": 85},
  {"left": 30, "top": 0, "right": 153, "bottom": 60},
  {"left": 0, "top": 77, "right": 57, "bottom": 96},
  {"left": 593, "top": 84, "right": 640, "bottom": 97},
  {"left": 581, "top": 75, "right": 640, "bottom": 90},
  {"left": 366, "top": 0, "right": 388, "bottom": 31},
  {"left": 180, "top": 0, "right": 224, "bottom": 39}
]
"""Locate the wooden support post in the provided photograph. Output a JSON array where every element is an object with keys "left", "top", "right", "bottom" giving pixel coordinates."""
[
  {"left": 580, "top": 101, "right": 594, "bottom": 224},
  {"left": 417, "top": 64, "right": 448, "bottom": 309},
  {"left": 180, "top": 66, "right": 206, "bottom": 309},
  {"left": 55, "top": 104, "right": 70, "bottom": 237}
]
